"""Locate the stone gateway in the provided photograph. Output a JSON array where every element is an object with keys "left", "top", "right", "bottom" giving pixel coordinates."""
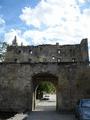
[{"left": 0, "top": 38, "right": 90, "bottom": 112}]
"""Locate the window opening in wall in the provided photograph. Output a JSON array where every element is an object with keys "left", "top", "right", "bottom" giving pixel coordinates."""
[
  {"left": 18, "top": 50, "right": 21, "bottom": 54},
  {"left": 14, "top": 58, "right": 17, "bottom": 62},
  {"left": 52, "top": 56, "right": 55, "bottom": 60},
  {"left": 57, "top": 58, "right": 61, "bottom": 62},
  {"left": 72, "top": 58, "right": 76, "bottom": 62},
  {"left": 57, "top": 50, "right": 61, "bottom": 54},
  {"left": 29, "top": 50, "right": 32, "bottom": 54}
]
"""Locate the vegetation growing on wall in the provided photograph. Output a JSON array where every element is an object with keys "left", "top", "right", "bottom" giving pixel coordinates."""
[{"left": 0, "top": 42, "right": 8, "bottom": 62}]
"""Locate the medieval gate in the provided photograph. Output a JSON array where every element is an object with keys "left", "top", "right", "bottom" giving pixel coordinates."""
[{"left": 0, "top": 38, "right": 90, "bottom": 112}]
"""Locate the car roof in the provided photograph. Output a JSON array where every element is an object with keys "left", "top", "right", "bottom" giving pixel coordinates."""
[{"left": 80, "top": 99, "right": 90, "bottom": 101}]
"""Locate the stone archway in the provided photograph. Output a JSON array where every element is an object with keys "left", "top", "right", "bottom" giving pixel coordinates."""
[{"left": 32, "top": 72, "right": 58, "bottom": 111}]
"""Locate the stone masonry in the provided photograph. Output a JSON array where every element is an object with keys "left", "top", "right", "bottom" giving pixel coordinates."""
[{"left": 0, "top": 38, "right": 90, "bottom": 112}]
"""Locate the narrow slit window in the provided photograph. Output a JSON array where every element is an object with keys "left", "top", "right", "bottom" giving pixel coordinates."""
[
  {"left": 18, "top": 50, "right": 21, "bottom": 54},
  {"left": 72, "top": 58, "right": 76, "bottom": 62},
  {"left": 57, "top": 58, "right": 61, "bottom": 62},
  {"left": 52, "top": 56, "right": 55, "bottom": 60},
  {"left": 29, "top": 50, "right": 32, "bottom": 54},
  {"left": 14, "top": 58, "right": 17, "bottom": 62},
  {"left": 58, "top": 50, "right": 61, "bottom": 54}
]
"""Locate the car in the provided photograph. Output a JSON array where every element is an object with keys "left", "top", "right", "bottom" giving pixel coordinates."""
[
  {"left": 41, "top": 95, "right": 50, "bottom": 100},
  {"left": 75, "top": 99, "right": 90, "bottom": 120}
]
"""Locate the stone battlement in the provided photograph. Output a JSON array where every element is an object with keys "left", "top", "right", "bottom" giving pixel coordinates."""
[{"left": 5, "top": 38, "right": 89, "bottom": 63}]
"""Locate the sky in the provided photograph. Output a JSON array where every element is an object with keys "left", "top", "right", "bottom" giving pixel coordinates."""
[{"left": 0, "top": 0, "right": 90, "bottom": 58}]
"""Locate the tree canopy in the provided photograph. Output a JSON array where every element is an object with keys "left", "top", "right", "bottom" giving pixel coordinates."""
[{"left": 37, "top": 81, "right": 56, "bottom": 93}]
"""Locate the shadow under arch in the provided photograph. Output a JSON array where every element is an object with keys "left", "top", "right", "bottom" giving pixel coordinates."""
[{"left": 32, "top": 72, "right": 58, "bottom": 111}]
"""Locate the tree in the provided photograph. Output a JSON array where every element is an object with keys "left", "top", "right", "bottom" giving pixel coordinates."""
[
  {"left": 0, "top": 42, "right": 8, "bottom": 62},
  {"left": 37, "top": 81, "right": 56, "bottom": 94}
]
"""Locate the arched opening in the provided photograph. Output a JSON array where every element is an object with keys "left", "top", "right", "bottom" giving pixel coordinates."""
[
  {"left": 35, "top": 81, "right": 56, "bottom": 111},
  {"left": 32, "top": 72, "right": 58, "bottom": 111}
]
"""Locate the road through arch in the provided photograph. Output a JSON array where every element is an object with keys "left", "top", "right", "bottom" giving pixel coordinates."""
[{"left": 32, "top": 72, "right": 58, "bottom": 111}]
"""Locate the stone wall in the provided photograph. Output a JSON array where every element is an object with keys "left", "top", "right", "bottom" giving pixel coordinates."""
[
  {"left": 0, "top": 62, "right": 90, "bottom": 112},
  {"left": 5, "top": 39, "right": 89, "bottom": 63},
  {"left": 0, "top": 63, "right": 32, "bottom": 112}
]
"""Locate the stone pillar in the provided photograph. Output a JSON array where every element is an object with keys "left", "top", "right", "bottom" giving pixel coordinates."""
[
  {"left": 24, "top": 85, "right": 32, "bottom": 112},
  {"left": 56, "top": 86, "right": 63, "bottom": 111},
  {"left": 57, "top": 72, "right": 71, "bottom": 112},
  {"left": 32, "top": 88, "right": 36, "bottom": 110}
]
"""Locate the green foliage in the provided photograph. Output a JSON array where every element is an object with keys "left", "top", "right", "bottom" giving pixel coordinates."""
[
  {"left": 37, "top": 81, "right": 56, "bottom": 93},
  {"left": 0, "top": 42, "right": 8, "bottom": 62}
]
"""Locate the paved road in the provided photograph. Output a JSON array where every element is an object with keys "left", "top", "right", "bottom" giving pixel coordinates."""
[
  {"left": 27, "top": 111, "right": 76, "bottom": 120},
  {"left": 27, "top": 99, "right": 76, "bottom": 120}
]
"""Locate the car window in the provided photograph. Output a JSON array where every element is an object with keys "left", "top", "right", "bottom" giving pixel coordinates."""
[{"left": 82, "top": 100, "right": 90, "bottom": 107}]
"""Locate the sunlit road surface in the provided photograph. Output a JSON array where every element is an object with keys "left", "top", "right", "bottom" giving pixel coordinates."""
[
  {"left": 35, "top": 94, "right": 56, "bottom": 111},
  {"left": 35, "top": 99, "right": 56, "bottom": 111},
  {"left": 27, "top": 94, "right": 76, "bottom": 120}
]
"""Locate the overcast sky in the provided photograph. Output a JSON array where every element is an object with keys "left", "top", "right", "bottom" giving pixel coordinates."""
[{"left": 0, "top": 0, "right": 90, "bottom": 57}]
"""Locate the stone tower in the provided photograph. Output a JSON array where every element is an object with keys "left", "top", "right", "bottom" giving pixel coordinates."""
[{"left": 12, "top": 36, "right": 18, "bottom": 46}]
